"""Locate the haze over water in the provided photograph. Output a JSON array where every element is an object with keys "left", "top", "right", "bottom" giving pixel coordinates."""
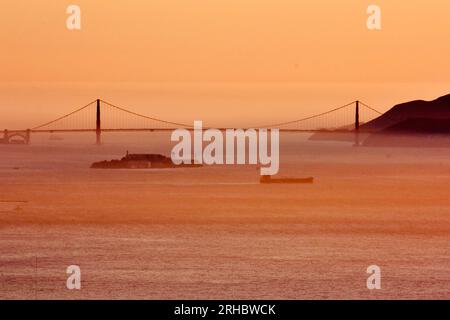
[
  {"left": 1, "top": 82, "right": 450, "bottom": 129},
  {"left": 1, "top": 132, "right": 449, "bottom": 299}
]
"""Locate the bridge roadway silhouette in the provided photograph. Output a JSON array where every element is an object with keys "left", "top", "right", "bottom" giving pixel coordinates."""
[{"left": 1, "top": 99, "right": 383, "bottom": 145}]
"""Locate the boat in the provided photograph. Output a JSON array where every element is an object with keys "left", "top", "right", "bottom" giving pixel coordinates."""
[{"left": 260, "top": 175, "right": 314, "bottom": 184}]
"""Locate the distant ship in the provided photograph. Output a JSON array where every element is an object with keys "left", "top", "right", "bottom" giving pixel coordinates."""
[
  {"left": 91, "top": 152, "right": 202, "bottom": 169},
  {"left": 260, "top": 175, "right": 314, "bottom": 184}
]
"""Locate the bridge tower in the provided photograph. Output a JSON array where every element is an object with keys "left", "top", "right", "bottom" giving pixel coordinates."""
[
  {"left": 96, "top": 99, "right": 101, "bottom": 145},
  {"left": 2, "top": 129, "right": 7, "bottom": 144},
  {"left": 354, "top": 100, "right": 360, "bottom": 146},
  {"left": 25, "top": 129, "right": 31, "bottom": 144}
]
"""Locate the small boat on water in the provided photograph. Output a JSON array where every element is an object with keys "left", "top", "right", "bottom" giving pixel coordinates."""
[{"left": 260, "top": 175, "right": 314, "bottom": 184}]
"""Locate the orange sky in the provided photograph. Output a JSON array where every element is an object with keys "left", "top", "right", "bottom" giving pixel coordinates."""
[
  {"left": 0, "top": 1, "right": 449, "bottom": 127},
  {"left": 1, "top": 0, "right": 449, "bottom": 83}
]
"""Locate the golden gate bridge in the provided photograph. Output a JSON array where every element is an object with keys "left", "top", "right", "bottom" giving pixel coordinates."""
[{"left": 1, "top": 99, "right": 383, "bottom": 145}]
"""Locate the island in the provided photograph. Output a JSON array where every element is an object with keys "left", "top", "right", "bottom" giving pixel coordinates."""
[{"left": 91, "top": 152, "right": 202, "bottom": 169}]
